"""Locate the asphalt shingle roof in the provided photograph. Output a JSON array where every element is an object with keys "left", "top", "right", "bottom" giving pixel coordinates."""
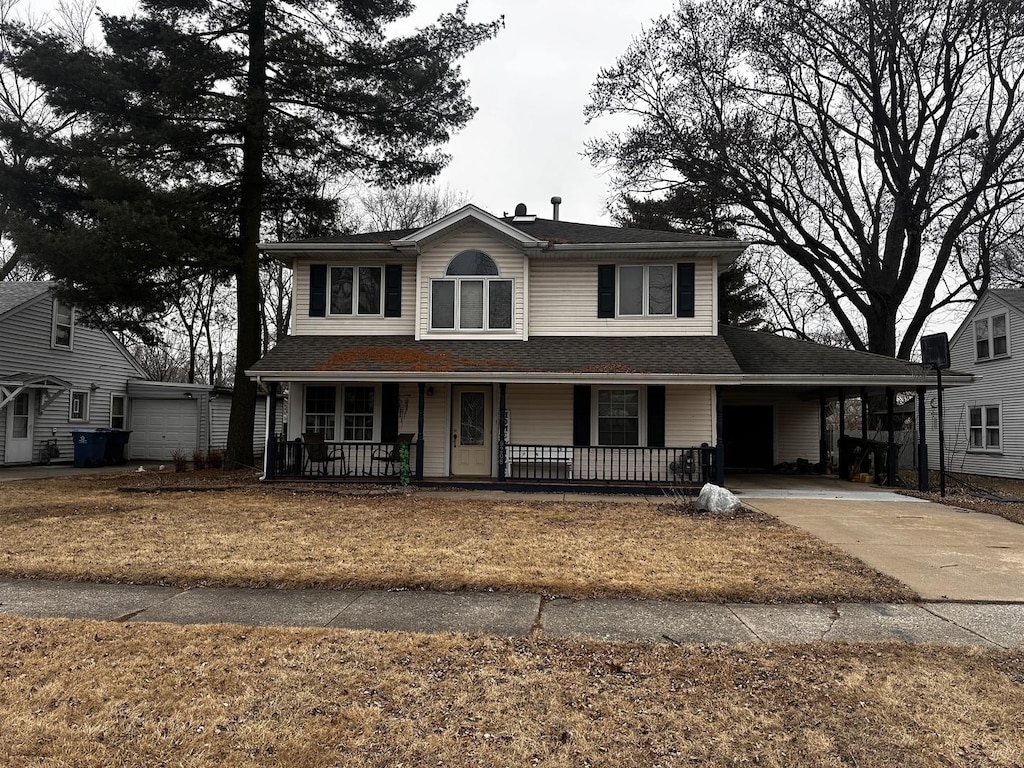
[
  {"left": 991, "top": 288, "right": 1024, "bottom": 315},
  {"left": 289, "top": 217, "right": 731, "bottom": 246},
  {"left": 249, "top": 334, "right": 743, "bottom": 376},
  {"left": 0, "top": 281, "right": 50, "bottom": 317}
]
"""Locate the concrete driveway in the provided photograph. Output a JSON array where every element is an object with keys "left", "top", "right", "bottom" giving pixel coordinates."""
[{"left": 745, "top": 493, "right": 1024, "bottom": 602}]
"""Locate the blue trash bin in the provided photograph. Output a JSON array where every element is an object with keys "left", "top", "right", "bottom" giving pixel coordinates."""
[{"left": 71, "top": 429, "right": 108, "bottom": 468}]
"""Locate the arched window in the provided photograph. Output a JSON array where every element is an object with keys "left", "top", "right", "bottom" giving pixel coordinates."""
[
  {"left": 446, "top": 250, "right": 500, "bottom": 276},
  {"left": 431, "top": 250, "right": 513, "bottom": 331}
]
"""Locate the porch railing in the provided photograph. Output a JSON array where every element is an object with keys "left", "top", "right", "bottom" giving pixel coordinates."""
[
  {"left": 503, "top": 444, "right": 715, "bottom": 485},
  {"left": 273, "top": 437, "right": 419, "bottom": 480}
]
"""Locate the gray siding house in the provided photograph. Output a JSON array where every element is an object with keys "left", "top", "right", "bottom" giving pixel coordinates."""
[
  {"left": 0, "top": 282, "right": 146, "bottom": 465},
  {"left": 928, "top": 289, "right": 1024, "bottom": 479},
  {"left": 249, "top": 203, "right": 964, "bottom": 488}
]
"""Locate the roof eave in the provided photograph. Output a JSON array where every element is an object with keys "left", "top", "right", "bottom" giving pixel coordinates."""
[{"left": 247, "top": 370, "right": 745, "bottom": 385}]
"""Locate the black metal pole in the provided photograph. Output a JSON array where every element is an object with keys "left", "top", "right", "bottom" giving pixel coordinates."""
[
  {"left": 936, "top": 367, "right": 946, "bottom": 498},
  {"left": 264, "top": 381, "right": 278, "bottom": 480},
  {"left": 416, "top": 382, "right": 426, "bottom": 480},
  {"left": 498, "top": 382, "right": 507, "bottom": 481}
]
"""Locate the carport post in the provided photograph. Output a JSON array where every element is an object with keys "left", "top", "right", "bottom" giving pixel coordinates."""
[
  {"left": 498, "top": 383, "right": 507, "bottom": 481},
  {"left": 264, "top": 382, "right": 278, "bottom": 481},
  {"left": 416, "top": 383, "right": 426, "bottom": 480},
  {"left": 916, "top": 386, "right": 929, "bottom": 492},
  {"left": 818, "top": 392, "right": 828, "bottom": 473},
  {"left": 885, "top": 387, "right": 896, "bottom": 486},
  {"left": 715, "top": 386, "right": 725, "bottom": 486}
]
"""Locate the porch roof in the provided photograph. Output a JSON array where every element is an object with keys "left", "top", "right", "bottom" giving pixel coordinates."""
[
  {"left": 248, "top": 330, "right": 971, "bottom": 389},
  {"left": 248, "top": 334, "right": 743, "bottom": 383}
]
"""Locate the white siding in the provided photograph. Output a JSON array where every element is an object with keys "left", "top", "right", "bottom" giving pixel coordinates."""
[
  {"left": 210, "top": 395, "right": 269, "bottom": 455},
  {"left": 928, "top": 296, "right": 1024, "bottom": 478},
  {"left": 528, "top": 258, "right": 715, "bottom": 336},
  {"left": 418, "top": 227, "right": 526, "bottom": 339},
  {"left": 722, "top": 390, "right": 820, "bottom": 464},
  {"left": 0, "top": 294, "right": 142, "bottom": 465},
  {"left": 292, "top": 254, "right": 417, "bottom": 336}
]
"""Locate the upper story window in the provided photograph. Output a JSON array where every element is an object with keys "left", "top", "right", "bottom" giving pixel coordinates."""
[
  {"left": 431, "top": 250, "right": 513, "bottom": 331},
  {"left": 618, "top": 265, "right": 674, "bottom": 316},
  {"left": 52, "top": 299, "right": 74, "bottom": 349},
  {"left": 975, "top": 313, "right": 1008, "bottom": 361},
  {"left": 330, "top": 266, "right": 381, "bottom": 315}
]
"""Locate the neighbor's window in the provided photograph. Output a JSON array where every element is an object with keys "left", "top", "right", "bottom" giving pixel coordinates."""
[
  {"left": 329, "top": 266, "right": 382, "bottom": 315},
  {"left": 343, "top": 386, "right": 375, "bottom": 442},
  {"left": 304, "top": 386, "right": 337, "bottom": 439},
  {"left": 52, "top": 300, "right": 74, "bottom": 348},
  {"left": 69, "top": 390, "right": 89, "bottom": 421},
  {"left": 110, "top": 395, "right": 127, "bottom": 429},
  {"left": 975, "top": 313, "right": 1008, "bottom": 361},
  {"left": 618, "top": 265, "right": 674, "bottom": 316},
  {"left": 430, "top": 250, "right": 513, "bottom": 331},
  {"left": 968, "top": 405, "right": 1001, "bottom": 451},
  {"left": 596, "top": 388, "right": 640, "bottom": 446}
]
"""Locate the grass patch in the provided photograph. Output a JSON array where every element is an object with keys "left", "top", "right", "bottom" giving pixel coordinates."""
[
  {"left": 1, "top": 616, "right": 1022, "bottom": 766},
  {"left": 0, "top": 476, "right": 912, "bottom": 603},
  {"left": 901, "top": 471, "right": 1024, "bottom": 526}
]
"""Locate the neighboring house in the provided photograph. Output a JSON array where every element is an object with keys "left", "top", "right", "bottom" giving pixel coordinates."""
[
  {"left": 0, "top": 281, "right": 146, "bottom": 465},
  {"left": 0, "top": 282, "right": 271, "bottom": 465},
  {"left": 928, "top": 289, "right": 1024, "bottom": 480},
  {"left": 250, "top": 203, "right": 965, "bottom": 488}
]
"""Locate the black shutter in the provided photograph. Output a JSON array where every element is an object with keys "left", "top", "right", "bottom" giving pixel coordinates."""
[
  {"left": 597, "top": 264, "right": 616, "bottom": 318},
  {"left": 573, "top": 385, "right": 591, "bottom": 446},
  {"left": 384, "top": 264, "right": 402, "bottom": 317},
  {"left": 381, "top": 382, "right": 399, "bottom": 443},
  {"left": 309, "top": 264, "right": 327, "bottom": 317},
  {"left": 647, "top": 385, "right": 666, "bottom": 448},
  {"left": 677, "top": 262, "right": 695, "bottom": 318}
]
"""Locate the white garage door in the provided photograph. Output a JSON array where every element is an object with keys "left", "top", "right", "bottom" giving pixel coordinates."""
[{"left": 129, "top": 400, "right": 201, "bottom": 460}]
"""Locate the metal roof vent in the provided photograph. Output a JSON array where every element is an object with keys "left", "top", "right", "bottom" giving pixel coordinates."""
[
  {"left": 512, "top": 202, "right": 536, "bottom": 222},
  {"left": 551, "top": 196, "right": 561, "bottom": 221}
]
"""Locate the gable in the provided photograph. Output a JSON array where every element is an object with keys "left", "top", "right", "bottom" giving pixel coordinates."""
[{"left": 949, "top": 290, "right": 1021, "bottom": 357}]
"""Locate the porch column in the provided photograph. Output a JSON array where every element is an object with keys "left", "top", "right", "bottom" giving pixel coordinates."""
[
  {"left": 860, "top": 388, "right": 868, "bottom": 444},
  {"left": 837, "top": 390, "right": 847, "bottom": 480},
  {"left": 714, "top": 385, "right": 725, "bottom": 486},
  {"left": 416, "top": 383, "right": 426, "bottom": 480},
  {"left": 885, "top": 387, "right": 896, "bottom": 486},
  {"left": 264, "top": 382, "right": 278, "bottom": 481},
  {"left": 818, "top": 392, "right": 828, "bottom": 474},
  {"left": 916, "top": 385, "right": 929, "bottom": 492},
  {"left": 498, "top": 382, "right": 507, "bottom": 481}
]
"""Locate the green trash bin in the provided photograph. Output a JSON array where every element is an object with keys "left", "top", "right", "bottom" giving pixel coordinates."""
[{"left": 71, "top": 429, "right": 108, "bottom": 468}]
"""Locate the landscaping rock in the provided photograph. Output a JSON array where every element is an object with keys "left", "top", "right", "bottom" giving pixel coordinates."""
[{"left": 694, "top": 483, "right": 742, "bottom": 515}]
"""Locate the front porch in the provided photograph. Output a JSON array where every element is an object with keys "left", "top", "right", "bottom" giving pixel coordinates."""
[{"left": 266, "top": 434, "right": 718, "bottom": 490}]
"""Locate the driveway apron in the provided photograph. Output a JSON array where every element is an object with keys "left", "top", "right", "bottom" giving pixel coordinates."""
[{"left": 746, "top": 496, "right": 1024, "bottom": 602}]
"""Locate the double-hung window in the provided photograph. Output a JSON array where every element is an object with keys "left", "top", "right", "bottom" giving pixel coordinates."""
[
  {"left": 110, "top": 395, "right": 127, "bottom": 429},
  {"left": 968, "top": 405, "right": 1001, "bottom": 451},
  {"left": 343, "top": 386, "right": 375, "bottom": 442},
  {"left": 330, "top": 266, "right": 382, "bottom": 315},
  {"left": 431, "top": 250, "right": 513, "bottom": 331},
  {"left": 69, "top": 390, "right": 89, "bottom": 421},
  {"left": 618, "top": 265, "right": 674, "bottom": 316},
  {"left": 52, "top": 300, "right": 74, "bottom": 348},
  {"left": 975, "top": 313, "right": 1008, "bottom": 361},
  {"left": 304, "top": 386, "right": 337, "bottom": 440},
  {"left": 596, "top": 388, "right": 641, "bottom": 446}
]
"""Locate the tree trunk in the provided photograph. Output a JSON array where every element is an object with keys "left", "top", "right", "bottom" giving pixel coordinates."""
[{"left": 224, "top": 0, "right": 268, "bottom": 469}]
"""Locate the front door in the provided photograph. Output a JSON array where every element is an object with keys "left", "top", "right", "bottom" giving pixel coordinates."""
[
  {"left": 451, "top": 386, "right": 492, "bottom": 476},
  {"left": 4, "top": 391, "right": 34, "bottom": 464}
]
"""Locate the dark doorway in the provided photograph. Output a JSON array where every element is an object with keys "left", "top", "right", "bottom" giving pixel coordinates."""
[{"left": 723, "top": 405, "right": 774, "bottom": 469}]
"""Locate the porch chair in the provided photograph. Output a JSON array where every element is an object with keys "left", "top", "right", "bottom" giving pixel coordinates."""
[
  {"left": 371, "top": 433, "right": 416, "bottom": 476},
  {"left": 301, "top": 432, "right": 345, "bottom": 476}
]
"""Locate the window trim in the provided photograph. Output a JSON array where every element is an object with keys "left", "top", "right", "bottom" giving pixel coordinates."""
[
  {"left": 328, "top": 265, "right": 384, "bottom": 317},
  {"left": 974, "top": 311, "right": 1010, "bottom": 362},
  {"left": 615, "top": 264, "right": 675, "bottom": 317},
  {"left": 51, "top": 299, "right": 74, "bottom": 350},
  {"left": 429, "top": 276, "right": 514, "bottom": 332},
  {"left": 69, "top": 390, "right": 90, "bottom": 422},
  {"left": 967, "top": 403, "right": 1002, "bottom": 453},
  {"left": 109, "top": 394, "right": 127, "bottom": 429},
  {"left": 592, "top": 386, "right": 645, "bottom": 447}
]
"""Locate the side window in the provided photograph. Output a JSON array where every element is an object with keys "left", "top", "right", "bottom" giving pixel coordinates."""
[
  {"left": 968, "top": 405, "right": 1001, "bottom": 451},
  {"left": 110, "top": 395, "right": 127, "bottom": 429},
  {"left": 52, "top": 300, "right": 74, "bottom": 349},
  {"left": 976, "top": 313, "right": 1009, "bottom": 361},
  {"left": 69, "top": 390, "right": 89, "bottom": 421}
]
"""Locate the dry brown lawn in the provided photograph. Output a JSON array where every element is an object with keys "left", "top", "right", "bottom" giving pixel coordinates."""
[
  {"left": 1, "top": 616, "right": 1022, "bottom": 767},
  {"left": 0, "top": 474, "right": 912, "bottom": 603},
  {"left": 901, "top": 471, "right": 1024, "bottom": 526}
]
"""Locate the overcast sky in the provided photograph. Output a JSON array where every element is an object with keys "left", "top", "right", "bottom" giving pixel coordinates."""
[{"left": 392, "top": 1, "right": 679, "bottom": 224}]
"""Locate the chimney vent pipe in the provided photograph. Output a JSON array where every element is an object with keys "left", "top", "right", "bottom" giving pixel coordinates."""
[{"left": 551, "top": 196, "right": 562, "bottom": 221}]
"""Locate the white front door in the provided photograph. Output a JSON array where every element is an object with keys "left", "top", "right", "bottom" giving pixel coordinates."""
[
  {"left": 451, "top": 386, "right": 492, "bottom": 476},
  {"left": 4, "top": 391, "right": 34, "bottom": 464}
]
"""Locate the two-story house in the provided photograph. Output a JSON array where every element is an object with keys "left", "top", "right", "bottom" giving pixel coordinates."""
[
  {"left": 927, "top": 289, "right": 1024, "bottom": 480},
  {"left": 250, "top": 203, "right": 962, "bottom": 489}
]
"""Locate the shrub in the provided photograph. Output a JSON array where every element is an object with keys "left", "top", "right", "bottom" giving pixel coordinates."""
[
  {"left": 207, "top": 449, "right": 224, "bottom": 469},
  {"left": 192, "top": 450, "right": 207, "bottom": 471},
  {"left": 171, "top": 449, "right": 189, "bottom": 473}
]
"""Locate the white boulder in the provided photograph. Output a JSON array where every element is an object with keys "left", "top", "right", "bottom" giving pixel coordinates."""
[{"left": 694, "top": 483, "right": 742, "bottom": 515}]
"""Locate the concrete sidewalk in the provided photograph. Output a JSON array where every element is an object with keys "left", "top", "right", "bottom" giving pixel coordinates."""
[{"left": 2, "top": 578, "right": 1022, "bottom": 649}]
